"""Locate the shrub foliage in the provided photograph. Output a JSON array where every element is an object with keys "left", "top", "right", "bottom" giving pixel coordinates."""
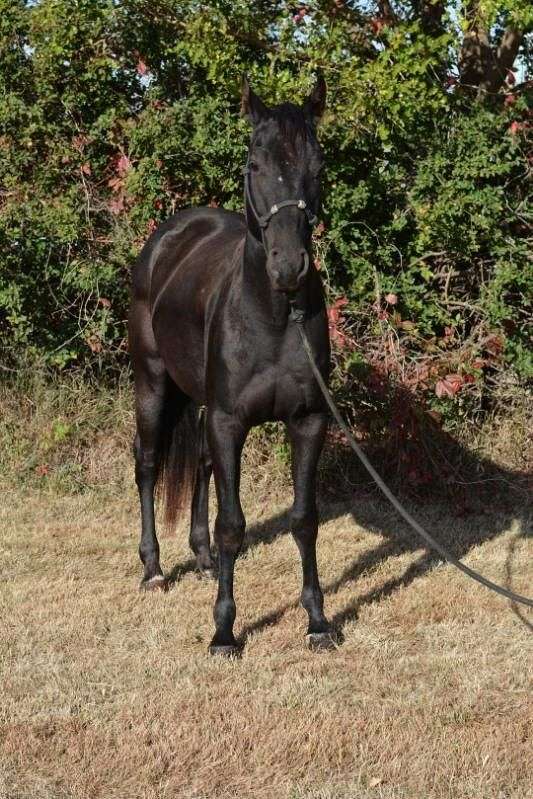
[{"left": 1, "top": 1, "right": 531, "bottom": 429}]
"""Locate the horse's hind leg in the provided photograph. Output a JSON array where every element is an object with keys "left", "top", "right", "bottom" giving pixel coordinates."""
[
  {"left": 133, "top": 359, "right": 168, "bottom": 591},
  {"left": 130, "top": 293, "right": 169, "bottom": 591},
  {"left": 189, "top": 410, "right": 216, "bottom": 579}
]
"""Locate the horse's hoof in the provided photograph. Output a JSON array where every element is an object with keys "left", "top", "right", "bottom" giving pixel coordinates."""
[
  {"left": 208, "top": 643, "right": 241, "bottom": 658},
  {"left": 306, "top": 631, "right": 338, "bottom": 651},
  {"left": 140, "top": 575, "right": 168, "bottom": 592},
  {"left": 196, "top": 567, "right": 217, "bottom": 581}
]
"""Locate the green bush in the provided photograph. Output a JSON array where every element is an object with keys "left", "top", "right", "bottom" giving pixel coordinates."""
[{"left": 0, "top": 0, "right": 531, "bottom": 428}]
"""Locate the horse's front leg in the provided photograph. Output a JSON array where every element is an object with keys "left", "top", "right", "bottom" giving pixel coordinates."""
[
  {"left": 207, "top": 408, "right": 247, "bottom": 656},
  {"left": 287, "top": 413, "right": 335, "bottom": 650}
]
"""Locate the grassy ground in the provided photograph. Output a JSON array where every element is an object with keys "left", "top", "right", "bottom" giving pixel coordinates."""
[{"left": 1, "top": 461, "right": 532, "bottom": 799}]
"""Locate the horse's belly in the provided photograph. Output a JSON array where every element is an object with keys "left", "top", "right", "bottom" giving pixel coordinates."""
[{"left": 154, "top": 309, "right": 206, "bottom": 403}]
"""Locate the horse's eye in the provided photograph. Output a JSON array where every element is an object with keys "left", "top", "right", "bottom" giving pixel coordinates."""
[{"left": 249, "top": 161, "right": 259, "bottom": 171}]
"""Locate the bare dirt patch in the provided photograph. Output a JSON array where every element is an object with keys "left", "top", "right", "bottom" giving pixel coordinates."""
[{"left": 1, "top": 480, "right": 531, "bottom": 799}]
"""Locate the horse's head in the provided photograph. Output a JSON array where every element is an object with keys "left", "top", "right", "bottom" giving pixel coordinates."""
[{"left": 241, "top": 76, "right": 326, "bottom": 293}]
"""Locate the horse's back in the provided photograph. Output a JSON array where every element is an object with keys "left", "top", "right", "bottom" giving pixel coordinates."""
[{"left": 132, "top": 207, "right": 246, "bottom": 402}]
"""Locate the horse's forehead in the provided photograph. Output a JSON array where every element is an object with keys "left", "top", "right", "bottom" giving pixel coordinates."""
[{"left": 259, "top": 121, "right": 314, "bottom": 161}]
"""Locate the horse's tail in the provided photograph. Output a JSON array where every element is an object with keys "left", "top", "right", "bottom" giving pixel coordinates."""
[{"left": 156, "top": 382, "right": 199, "bottom": 533}]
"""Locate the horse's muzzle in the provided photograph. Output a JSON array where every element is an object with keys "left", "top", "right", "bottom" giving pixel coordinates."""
[{"left": 267, "top": 250, "right": 309, "bottom": 292}]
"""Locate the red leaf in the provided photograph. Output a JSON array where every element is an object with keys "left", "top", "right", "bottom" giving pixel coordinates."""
[
  {"left": 484, "top": 335, "right": 504, "bottom": 355},
  {"left": 435, "top": 380, "right": 449, "bottom": 399},
  {"left": 327, "top": 297, "right": 350, "bottom": 350},
  {"left": 445, "top": 373, "right": 464, "bottom": 391},
  {"left": 370, "top": 16, "right": 386, "bottom": 34},
  {"left": 116, "top": 154, "right": 131, "bottom": 176},
  {"left": 384, "top": 292, "right": 397, "bottom": 305},
  {"left": 137, "top": 59, "right": 148, "bottom": 76},
  {"left": 435, "top": 374, "right": 463, "bottom": 398},
  {"left": 107, "top": 176, "right": 123, "bottom": 192},
  {"left": 109, "top": 196, "right": 125, "bottom": 215}
]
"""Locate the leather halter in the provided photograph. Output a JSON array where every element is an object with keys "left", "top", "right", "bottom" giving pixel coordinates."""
[{"left": 242, "top": 164, "right": 318, "bottom": 233}]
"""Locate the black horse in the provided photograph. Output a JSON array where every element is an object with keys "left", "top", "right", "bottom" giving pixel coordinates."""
[{"left": 129, "top": 76, "right": 334, "bottom": 655}]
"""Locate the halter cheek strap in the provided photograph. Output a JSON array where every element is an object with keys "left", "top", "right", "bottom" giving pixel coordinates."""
[{"left": 242, "top": 165, "right": 318, "bottom": 231}]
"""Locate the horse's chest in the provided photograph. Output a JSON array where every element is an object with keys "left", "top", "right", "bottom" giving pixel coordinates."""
[{"left": 235, "top": 360, "right": 315, "bottom": 423}]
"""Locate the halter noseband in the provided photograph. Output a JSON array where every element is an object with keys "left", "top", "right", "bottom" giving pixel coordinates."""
[{"left": 242, "top": 165, "right": 318, "bottom": 232}]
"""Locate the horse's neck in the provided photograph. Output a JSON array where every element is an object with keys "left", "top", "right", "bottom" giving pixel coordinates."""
[{"left": 240, "top": 233, "right": 299, "bottom": 329}]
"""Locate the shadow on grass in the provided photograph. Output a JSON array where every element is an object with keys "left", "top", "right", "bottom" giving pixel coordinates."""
[
  {"left": 245, "top": 431, "right": 531, "bottom": 641},
  {"left": 505, "top": 526, "right": 533, "bottom": 633},
  {"left": 166, "top": 394, "right": 532, "bottom": 643}
]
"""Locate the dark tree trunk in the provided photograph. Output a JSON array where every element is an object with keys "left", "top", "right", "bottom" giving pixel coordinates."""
[{"left": 459, "top": 2, "right": 524, "bottom": 97}]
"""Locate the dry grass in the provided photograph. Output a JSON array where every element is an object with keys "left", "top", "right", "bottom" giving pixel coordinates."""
[{"left": 1, "top": 462, "right": 532, "bottom": 799}]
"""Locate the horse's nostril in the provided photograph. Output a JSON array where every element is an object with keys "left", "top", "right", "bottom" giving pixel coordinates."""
[
  {"left": 298, "top": 250, "right": 309, "bottom": 276},
  {"left": 271, "top": 249, "right": 279, "bottom": 258}
]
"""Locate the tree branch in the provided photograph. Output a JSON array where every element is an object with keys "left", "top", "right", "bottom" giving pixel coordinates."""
[{"left": 459, "top": 2, "right": 525, "bottom": 97}]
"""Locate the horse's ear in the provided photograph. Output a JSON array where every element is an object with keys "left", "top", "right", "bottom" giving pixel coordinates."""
[
  {"left": 241, "top": 75, "right": 268, "bottom": 124},
  {"left": 303, "top": 73, "right": 327, "bottom": 125}
]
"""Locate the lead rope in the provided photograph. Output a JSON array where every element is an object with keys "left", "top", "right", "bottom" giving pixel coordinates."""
[{"left": 290, "top": 303, "right": 533, "bottom": 609}]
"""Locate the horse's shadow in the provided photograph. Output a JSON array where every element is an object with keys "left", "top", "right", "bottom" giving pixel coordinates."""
[
  {"left": 167, "top": 393, "right": 532, "bottom": 640},
  {"left": 237, "top": 496, "right": 530, "bottom": 645}
]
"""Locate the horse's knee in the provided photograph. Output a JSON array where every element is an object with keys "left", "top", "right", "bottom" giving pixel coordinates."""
[
  {"left": 215, "top": 509, "right": 245, "bottom": 553},
  {"left": 134, "top": 444, "right": 158, "bottom": 488}
]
